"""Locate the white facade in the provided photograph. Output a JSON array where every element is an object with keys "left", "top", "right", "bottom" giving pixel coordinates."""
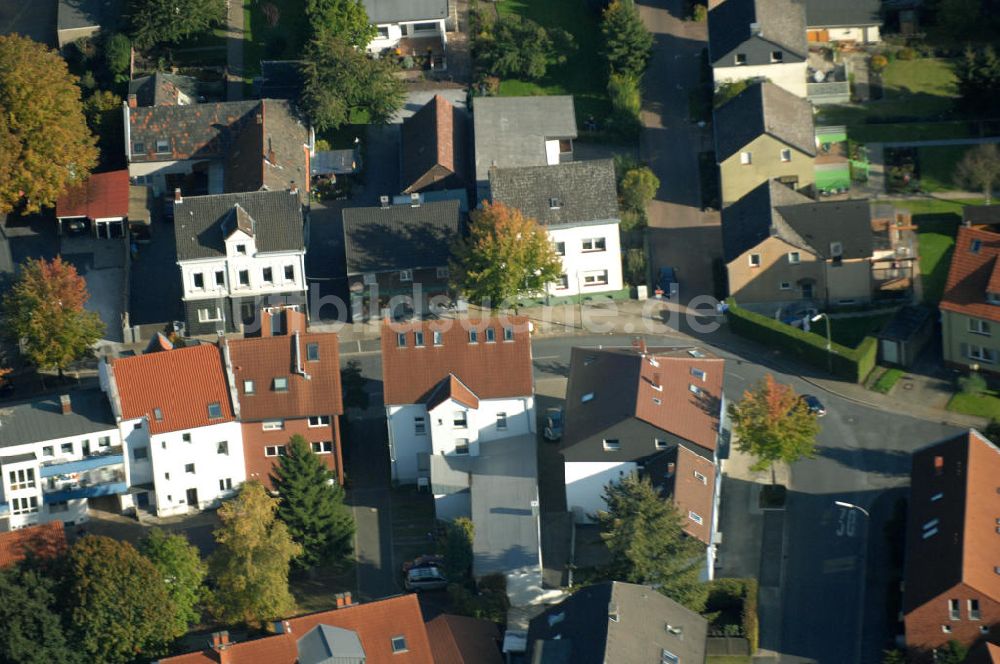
[
  {"left": 0, "top": 429, "right": 126, "bottom": 530},
  {"left": 564, "top": 460, "right": 638, "bottom": 524},
  {"left": 367, "top": 19, "right": 446, "bottom": 53},
  {"left": 546, "top": 222, "right": 624, "bottom": 297},
  {"left": 127, "top": 159, "right": 224, "bottom": 197},
  {"left": 180, "top": 251, "right": 307, "bottom": 301},
  {"left": 713, "top": 61, "right": 808, "bottom": 98},
  {"left": 120, "top": 417, "right": 245, "bottom": 517},
  {"left": 387, "top": 395, "right": 535, "bottom": 483}
]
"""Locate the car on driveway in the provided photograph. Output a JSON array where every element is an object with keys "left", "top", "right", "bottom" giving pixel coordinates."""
[
  {"left": 801, "top": 394, "right": 826, "bottom": 417},
  {"left": 655, "top": 267, "right": 679, "bottom": 299},
  {"left": 404, "top": 564, "right": 448, "bottom": 592},
  {"left": 543, "top": 407, "right": 563, "bottom": 441}
]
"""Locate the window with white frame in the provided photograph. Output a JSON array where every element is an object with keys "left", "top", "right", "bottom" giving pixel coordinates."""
[
  {"left": 397, "top": 333, "right": 406, "bottom": 348},
  {"left": 581, "top": 237, "right": 606, "bottom": 252},
  {"left": 219, "top": 478, "right": 233, "bottom": 491},
  {"left": 414, "top": 331, "right": 425, "bottom": 347},
  {"left": 554, "top": 241, "right": 566, "bottom": 256},
  {"left": 740, "top": 151, "right": 752, "bottom": 165},
  {"left": 262, "top": 267, "right": 273, "bottom": 284},
  {"left": 770, "top": 50, "right": 783, "bottom": 62},
  {"left": 453, "top": 411, "right": 467, "bottom": 428},
  {"left": 969, "top": 599, "right": 981, "bottom": 620},
  {"left": 749, "top": 253, "right": 761, "bottom": 267},
  {"left": 603, "top": 439, "right": 620, "bottom": 451},
  {"left": 556, "top": 274, "right": 569, "bottom": 290},
  {"left": 285, "top": 265, "right": 295, "bottom": 281},
  {"left": 780, "top": 281, "right": 792, "bottom": 290},
  {"left": 788, "top": 251, "right": 800, "bottom": 264},
  {"left": 455, "top": 439, "right": 470, "bottom": 455},
  {"left": 690, "top": 367, "right": 706, "bottom": 381},
  {"left": 311, "top": 441, "right": 333, "bottom": 453},
  {"left": 198, "top": 307, "right": 222, "bottom": 323},
  {"left": 193, "top": 273, "right": 205, "bottom": 289},
  {"left": 414, "top": 416, "right": 426, "bottom": 435},
  {"left": 968, "top": 344, "right": 997, "bottom": 363},
  {"left": 217, "top": 441, "right": 229, "bottom": 455},
  {"left": 8, "top": 468, "right": 35, "bottom": 491},
  {"left": 469, "top": 329, "right": 478, "bottom": 343},
  {"left": 689, "top": 511, "right": 703, "bottom": 525},
  {"left": 780, "top": 148, "right": 792, "bottom": 162},
  {"left": 236, "top": 244, "right": 247, "bottom": 255},
  {"left": 496, "top": 412, "right": 508, "bottom": 430},
  {"left": 61, "top": 442, "right": 73, "bottom": 454},
  {"left": 309, "top": 416, "right": 331, "bottom": 427},
  {"left": 735, "top": 53, "right": 747, "bottom": 65},
  {"left": 503, "top": 326, "right": 514, "bottom": 341},
  {"left": 949, "top": 599, "right": 960, "bottom": 620},
  {"left": 969, "top": 319, "right": 991, "bottom": 336},
  {"left": 694, "top": 470, "right": 707, "bottom": 484},
  {"left": 433, "top": 330, "right": 443, "bottom": 345},
  {"left": 215, "top": 270, "right": 225, "bottom": 286},
  {"left": 583, "top": 270, "right": 608, "bottom": 286},
  {"left": 265, "top": 445, "right": 286, "bottom": 457},
  {"left": 273, "top": 377, "right": 288, "bottom": 392},
  {"left": 689, "top": 384, "right": 703, "bottom": 395},
  {"left": 391, "top": 636, "right": 408, "bottom": 653},
  {"left": 399, "top": 269, "right": 413, "bottom": 282},
  {"left": 155, "top": 139, "right": 170, "bottom": 153},
  {"left": 244, "top": 380, "right": 255, "bottom": 395},
  {"left": 11, "top": 497, "right": 38, "bottom": 515},
  {"left": 238, "top": 270, "right": 250, "bottom": 286},
  {"left": 486, "top": 327, "right": 496, "bottom": 343},
  {"left": 263, "top": 420, "right": 284, "bottom": 431},
  {"left": 42, "top": 446, "right": 53, "bottom": 457},
  {"left": 655, "top": 439, "right": 668, "bottom": 450},
  {"left": 185, "top": 463, "right": 196, "bottom": 474}
]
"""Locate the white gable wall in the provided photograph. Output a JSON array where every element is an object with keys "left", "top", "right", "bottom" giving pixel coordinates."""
[
  {"left": 564, "top": 460, "right": 638, "bottom": 524},
  {"left": 547, "top": 222, "right": 624, "bottom": 297},
  {"left": 713, "top": 61, "right": 807, "bottom": 98}
]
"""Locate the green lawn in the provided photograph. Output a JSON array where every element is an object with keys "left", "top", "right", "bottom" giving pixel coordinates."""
[
  {"left": 810, "top": 314, "right": 892, "bottom": 347},
  {"left": 495, "top": 0, "right": 610, "bottom": 122},
  {"left": 917, "top": 145, "right": 970, "bottom": 192},
  {"left": 948, "top": 390, "right": 1000, "bottom": 419},
  {"left": 880, "top": 197, "right": 985, "bottom": 303},
  {"left": 243, "top": 0, "right": 309, "bottom": 76},
  {"left": 872, "top": 367, "right": 905, "bottom": 394},
  {"left": 846, "top": 121, "right": 978, "bottom": 143}
]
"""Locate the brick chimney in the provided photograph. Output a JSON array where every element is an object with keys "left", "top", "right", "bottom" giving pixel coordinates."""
[
  {"left": 335, "top": 593, "right": 345, "bottom": 608},
  {"left": 60, "top": 394, "right": 72, "bottom": 415},
  {"left": 174, "top": 188, "right": 183, "bottom": 204},
  {"left": 343, "top": 591, "right": 353, "bottom": 606},
  {"left": 210, "top": 631, "right": 231, "bottom": 664},
  {"left": 127, "top": 94, "right": 137, "bottom": 109}
]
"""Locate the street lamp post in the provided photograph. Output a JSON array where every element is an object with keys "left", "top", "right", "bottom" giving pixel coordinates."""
[
  {"left": 812, "top": 313, "right": 832, "bottom": 374},
  {"left": 834, "top": 500, "right": 870, "bottom": 518}
]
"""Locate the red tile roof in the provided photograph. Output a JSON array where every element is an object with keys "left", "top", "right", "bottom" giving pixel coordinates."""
[
  {"left": 401, "top": 95, "right": 468, "bottom": 194},
  {"left": 940, "top": 226, "right": 1000, "bottom": 323},
  {"left": 56, "top": 170, "right": 130, "bottom": 220},
  {"left": 426, "top": 374, "right": 480, "bottom": 410},
  {"left": 425, "top": 614, "right": 503, "bottom": 664},
  {"left": 226, "top": 332, "right": 343, "bottom": 421},
  {"left": 903, "top": 430, "right": 1000, "bottom": 615},
  {"left": 160, "top": 594, "right": 434, "bottom": 664},
  {"left": 635, "top": 352, "right": 725, "bottom": 451},
  {"left": 381, "top": 319, "right": 533, "bottom": 405},
  {"left": 673, "top": 445, "right": 716, "bottom": 544},
  {"left": 111, "top": 344, "right": 235, "bottom": 434},
  {"left": 0, "top": 522, "right": 67, "bottom": 568}
]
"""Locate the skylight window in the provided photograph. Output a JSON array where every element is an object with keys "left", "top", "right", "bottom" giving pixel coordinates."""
[
  {"left": 207, "top": 402, "right": 222, "bottom": 419},
  {"left": 581, "top": 392, "right": 594, "bottom": 403},
  {"left": 972, "top": 239, "right": 982, "bottom": 254}
]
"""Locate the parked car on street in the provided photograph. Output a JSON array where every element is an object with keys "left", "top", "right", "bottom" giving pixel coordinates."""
[
  {"left": 543, "top": 407, "right": 563, "bottom": 441},
  {"left": 801, "top": 394, "right": 826, "bottom": 416}
]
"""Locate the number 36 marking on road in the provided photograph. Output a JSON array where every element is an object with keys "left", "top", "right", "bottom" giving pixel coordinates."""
[{"left": 836, "top": 507, "right": 858, "bottom": 538}]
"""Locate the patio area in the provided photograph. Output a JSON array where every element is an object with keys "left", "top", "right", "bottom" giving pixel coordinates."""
[{"left": 393, "top": 36, "right": 447, "bottom": 71}]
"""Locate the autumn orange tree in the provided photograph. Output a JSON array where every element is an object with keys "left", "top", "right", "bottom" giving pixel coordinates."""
[
  {"left": 0, "top": 34, "right": 97, "bottom": 213},
  {"left": 451, "top": 201, "right": 562, "bottom": 308},
  {"left": 3, "top": 257, "right": 105, "bottom": 376},
  {"left": 728, "top": 374, "right": 820, "bottom": 484}
]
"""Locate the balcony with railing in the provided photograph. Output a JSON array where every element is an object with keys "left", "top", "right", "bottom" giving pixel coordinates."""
[
  {"left": 43, "top": 464, "right": 127, "bottom": 502},
  {"left": 39, "top": 448, "right": 125, "bottom": 478}
]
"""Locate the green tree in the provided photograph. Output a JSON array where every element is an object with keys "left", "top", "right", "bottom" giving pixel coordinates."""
[
  {"left": 0, "top": 568, "right": 79, "bottom": 664},
  {"left": 956, "top": 45, "right": 1000, "bottom": 115},
  {"left": 954, "top": 143, "right": 1000, "bottom": 204},
  {"left": 441, "top": 517, "right": 474, "bottom": 582},
  {"left": 210, "top": 480, "right": 302, "bottom": 626},
  {"left": 935, "top": 640, "right": 968, "bottom": 664},
  {"left": 607, "top": 72, "right": 642, "bottom": 137},
  {"left": 104, "top": 33, "right": 132, "bottom": 81},
  {"left": 0, "top": 34, "right": 97, "bottom": 213},
  {"left": 306, "top": 0, "right": 377, "bottom": 46},
  {"left": 450, "top": 201, "right": 562, "bottom": 308},
  {"left": 129, "top": 0, "right": 226, "bottom": 49},
  {"left": 620, "top": 166, "right": 660, "bottom": 212},
  {"left": 881, "top": 649, "right": 906, "bottom": 664},
  {"left": 272, "top": 435, "right": 355, "bottom": 569},
  {"left": 601, "top": 0, "right": 653, "bottom": 78},
  {"left": 934, "top": 0, "right": 982, "bottom": 39},
  {"left": 475, "top": 15, "right": 575, "bottom": 80},
  {"left": 139, "top": 529, "right": 208, "bottom": 634},
  {"left": 341, "top": 359, "right": 369, "bottom": 410},
  {"left": 728, "top": 374, "right": 820, "bottom": 484},
  {"left": 593, "top": 474, "right": 708, "bottom": 611},
  {"left": 67, "top": 536, "right": 179, "bottom": 663},
  {"left": 301, "top": 34, "right": 405, "bottom": 131},
  {"left": 3, "top": 257, "right": 105, "bottom": 377}
]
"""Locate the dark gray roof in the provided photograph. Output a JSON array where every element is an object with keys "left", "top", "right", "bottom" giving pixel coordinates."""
[
  {"left": 713, "top": 81, "right": 815, "bottom": 161},
  {"left": 804, "top": 0, "right": 881, "bottom": 27},
  {"left": 297, "top": 624, "right": 365, "bottom": 664},
  {"left": 721, "top": 181, "right": 874, "bottom": 262},
  {"left": 708, "top": 0, "right": 807, "bottom": 67},
  {"left": 528, "top": 582, "right": 708, "bottom": 664},
  {"left": 963, "top": 205, "right": 1000, "bottom": 227},
  {"left": 721, "top": 180, "right": 814, "bottom": 262},
  {"left": 777, "top": 198, "right": 874, "bottom": 259},
  {"left": 473, "top": 96, "right": 577, "bottom": 184},
  {"left": 173, "top": 190, "right": 305, "bottom": 261},
  {"left": 489, "top": 160, "right": 619, "bottom": 227},
  {"left": 0, "top": 452, "right": 37, "bottom": 465},
  {"left": 57, "top": 0, "right": 112, "bottom": 30},
  {"left": 362, "top": 0, "right": 448, "bottom": 23},
  {"left": 0, "top": 389, "right": 116, "bottom": 449},
  {"left": 879, "top": 305, "right": 932, "bottom": 341},
  {"left": 342, "top": 200, "right": 461, "bottom": 274},
  {"left": 128, "top": 73, "right": 214, "bottom": 107}
]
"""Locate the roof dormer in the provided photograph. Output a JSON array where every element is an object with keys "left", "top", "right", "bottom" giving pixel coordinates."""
[{"left": 223, "top": 204, "right": 257, "bottom": 257}]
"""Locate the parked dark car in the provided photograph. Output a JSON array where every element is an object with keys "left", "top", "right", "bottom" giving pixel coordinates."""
[
  {"left": 404, "top": 564, "right": 448, "bottom": 592},
  {"left": 543, "top": 407, "right": 563, "bottom": 441},
  {"left": 655, "top": 267, "right": 679, "bottom": 299},
  {"left": 801, "top": 394, "right": 826, "bottom": 417}
]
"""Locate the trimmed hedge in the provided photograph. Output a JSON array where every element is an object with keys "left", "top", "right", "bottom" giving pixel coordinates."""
[
  {"left": 704, "top": 577, "right": 759, "bottom": 654},
  {"left": 725, "top": 299, "right": 877, "bottom": 383}
]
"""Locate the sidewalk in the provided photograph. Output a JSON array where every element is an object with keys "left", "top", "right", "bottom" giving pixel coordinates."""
[
  {"left": 225, "top": 0, "right": 245, "bottom": 101},
  {"left": 329, "top": 299, "right": 987, "bottom": 429}
]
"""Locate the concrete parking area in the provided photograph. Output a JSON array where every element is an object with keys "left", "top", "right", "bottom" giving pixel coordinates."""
[
  {"left": 647, "top": 225, "right": 724, "bottom": 305},
  {"left": 129, "top": 212, "right": 183, "bottom": 327},
  {"left": 60, "top": 235, "right": 127, "bottom": 343}
]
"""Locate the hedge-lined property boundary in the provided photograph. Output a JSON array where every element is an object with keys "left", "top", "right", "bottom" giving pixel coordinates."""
[
  {"left": 725, "top": 300, "right": 877, "bottom": 383},
  {"left": 705, "top": 577, "right": 759, "bottom": 654}
]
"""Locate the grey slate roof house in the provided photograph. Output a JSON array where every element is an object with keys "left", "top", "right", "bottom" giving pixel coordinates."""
[
  {"left": 342, "top": 199, "right": 461, "bottom": 320},
  {"left": 472, "top": 96, "right": 577, "bottom": 200},
  {"left": 173, "top": 189, "right": 308, "bottom": 334},
  {"left": 528, "top": 581, "right": 709, "bottom": 664},
  {"left": 128, "top": 73, "right": 223, "bottom": 108},
  {"left": 804, "top": 0, "right": 882, "bottom": 43}
]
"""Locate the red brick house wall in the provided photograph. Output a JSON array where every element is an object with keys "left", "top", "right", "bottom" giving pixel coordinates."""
[
  {"left": 905, "top": 583, "right": 1000, "bottom": 653},
  {"left": 242, "top": 417, "right": 342, "bottom": 489}
]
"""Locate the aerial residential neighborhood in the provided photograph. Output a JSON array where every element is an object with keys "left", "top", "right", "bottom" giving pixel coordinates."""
[{"left": 0, "top": 0, "right": 999, "bottom": 662}]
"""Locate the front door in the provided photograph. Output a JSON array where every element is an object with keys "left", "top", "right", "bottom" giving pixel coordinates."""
[
  {"left": 186, "top": 488, "right": 199, "bottom": 508},
  {"left": 136, "top": 492, "right": 150, "bottom": 509},
  {"left": 801, "top": 282, "right": 814, "bottom": 300}
]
